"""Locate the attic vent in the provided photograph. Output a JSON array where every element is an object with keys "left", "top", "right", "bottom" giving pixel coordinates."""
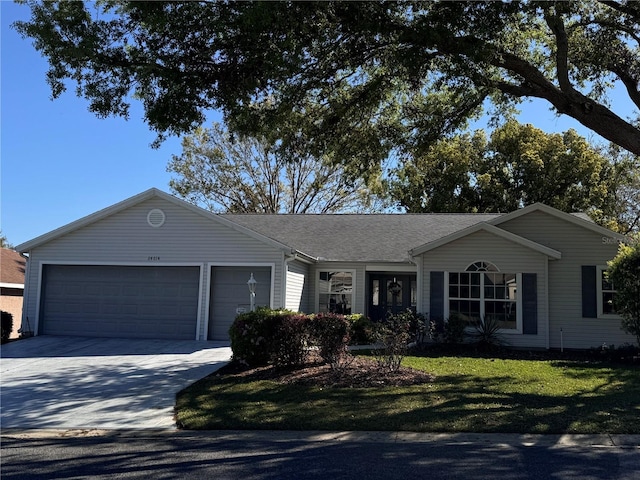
[{"left": 147, "top": 209, "right": 166, "bottom": 228}]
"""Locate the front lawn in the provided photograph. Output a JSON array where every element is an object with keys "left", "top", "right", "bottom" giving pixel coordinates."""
[{"left": 175, "top": 355, "right": 640, "bottom": 433}]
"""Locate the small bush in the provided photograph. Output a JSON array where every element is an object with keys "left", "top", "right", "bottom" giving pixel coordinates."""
[
  {"left": 1, "top": 311, "right": 13, "bottom": 343},
  {"left": 607, "top": 238, "right": 640, "bottom": 346},
  {"left": 588, "top": 343, "right": 640, "bottom": 365},
  {"left": 444, "top": 314, "right": 467, "bottom": 344},
  {"left": 347, "top": 314, "right": 376, "bottom": 345},
  {"left": 428, "top": 314, "right": 467, "bottom": 345},
  {"left": 373, "top": 310, "right": 413, "bottom": 373},
  {"left": 469, "top": 315, "right": 505, "bottom": 348},
  {"left": 310, "top": 313, "right": 353, "bottom": 371},
  {"left": 229, "top": 307, "right": 291, "bottom": 366},
  {"left": 407, "top": 310, "right": 428, "bottom": 344}
]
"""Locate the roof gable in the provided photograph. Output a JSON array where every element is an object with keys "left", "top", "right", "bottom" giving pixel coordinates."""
[
  {"left": 409, "top": 222, "right": 562, "bottom": 259},
  {"left": 15, "top": 189, "right": 297, "bottom": 255},
  {"left": 489, "top": 203, "right": 626, "bottom": 240}
]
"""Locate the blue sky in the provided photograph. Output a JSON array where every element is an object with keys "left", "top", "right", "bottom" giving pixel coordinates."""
[{"left": 1, "top": 1, "right": 635, "bottom": 247}]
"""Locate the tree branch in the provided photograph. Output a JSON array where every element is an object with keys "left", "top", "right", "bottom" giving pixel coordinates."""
[{"left": 544, "top": 6, "right": 572, "bottom": 93}]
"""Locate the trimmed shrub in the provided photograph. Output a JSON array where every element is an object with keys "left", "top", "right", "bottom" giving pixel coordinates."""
[
  {"left": 443, "top": 314, "right": 467, "bottom": 344},
  {"left": 229, "top": 307, "right": 289, "bottom": 366},
  {"left": 347, "top": 314, "right": 376, "bottom": 345},
  {"left": 310, "top": 313, "right": 353, "bottom": 371},
  {"left": 1, "top": 311, "right": 13, "bottom": 343},
  {"left": 270, "top": 313, "right": 311, "bottom": 368}
]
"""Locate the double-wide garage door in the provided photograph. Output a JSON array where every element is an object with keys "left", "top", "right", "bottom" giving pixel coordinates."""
[{"left": 40, "top": 265, "right": 200, "bottom": 339}]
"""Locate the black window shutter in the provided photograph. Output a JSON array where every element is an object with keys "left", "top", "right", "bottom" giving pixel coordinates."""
[
  {"left": 430, "top": 271, "right": 445, "bottom": 327},
  {"left": 581, "top": 265, "right": 598, "bottom": 318},
  {"left": 522, "top": 273, "right": 537, "bottom": 334}
]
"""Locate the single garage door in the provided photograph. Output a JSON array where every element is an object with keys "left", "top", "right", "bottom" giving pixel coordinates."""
[
  {"left": 209, "top": 266, "right": 271, "bottom": 340},
  {"left": 40, "top": 265, "right": 200, "bottom": 339}
]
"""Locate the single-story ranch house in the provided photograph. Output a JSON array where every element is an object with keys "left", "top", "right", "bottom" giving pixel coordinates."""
[{"left": 16, "top": 188, "right": 634, "bottom": 350}]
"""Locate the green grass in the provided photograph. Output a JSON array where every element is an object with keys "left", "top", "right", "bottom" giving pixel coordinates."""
[{"left": 175, "top": 356, "right": 640, "bottom": 433}]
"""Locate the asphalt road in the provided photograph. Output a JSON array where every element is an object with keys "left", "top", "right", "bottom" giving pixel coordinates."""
[{"left": 2, "top": 431, "right": 639, "bottom": 480}]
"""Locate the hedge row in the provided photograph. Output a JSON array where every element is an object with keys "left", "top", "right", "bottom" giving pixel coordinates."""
[{"left": 228, "top": 308, "right": 373, "bottom": 368}]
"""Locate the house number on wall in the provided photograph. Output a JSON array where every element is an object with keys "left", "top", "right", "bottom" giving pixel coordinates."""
[{"left": 148, "top": 256, "right": 161, "bottom": 261}]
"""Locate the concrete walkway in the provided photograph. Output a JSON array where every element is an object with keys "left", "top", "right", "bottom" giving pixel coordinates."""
[{"left": 0, "top": 336, "right": 231, "bottom": 429}]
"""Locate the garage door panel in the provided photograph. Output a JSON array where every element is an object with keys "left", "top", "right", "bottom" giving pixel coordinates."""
[
  {"left": 40, "top": 265, "right": 200, "bottom": 340},
  {"left": 209, "top": 266, "right": 271, "bottom": 341}
]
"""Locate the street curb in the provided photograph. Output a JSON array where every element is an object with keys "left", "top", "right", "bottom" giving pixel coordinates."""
[{"left": 2, "top": 429, "right": 639, "bottom": 447}]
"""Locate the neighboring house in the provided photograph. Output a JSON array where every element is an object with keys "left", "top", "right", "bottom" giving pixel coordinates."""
[
  {"left": 0, "top": 248, "right": 26, "bottom": 339},
  {"left": 15, "top": 188, "right": 635, "bottom": 349}
]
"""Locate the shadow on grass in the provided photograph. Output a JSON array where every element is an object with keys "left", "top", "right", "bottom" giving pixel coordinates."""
[{"left": 176, "top": 360, "right": 640, "bottom": 433}]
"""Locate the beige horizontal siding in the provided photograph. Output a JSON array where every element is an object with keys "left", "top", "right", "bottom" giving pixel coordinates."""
[
  {"left": 417, "top": 229, "right": 549, "bottom": 349},
  {"left": 285, "top": 259, "right": 309, "bottom": 313},
  {"left": 499, "top": 210, "right": 634, "bottom": 349},
  {"left": 24, "top": 197, "right": 286, "bottom": 340}
]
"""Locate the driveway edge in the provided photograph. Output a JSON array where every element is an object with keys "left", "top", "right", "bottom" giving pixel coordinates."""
[{"left": 2, "top": 429, "right": 639, "bottom": 447}]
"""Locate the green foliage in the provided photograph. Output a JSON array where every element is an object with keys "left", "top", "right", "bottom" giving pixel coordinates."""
[
  {"left": 588, "top": 343, "right": 640, "bottom": 365},
  {"left": 443, "top": 314, "right": 467, "bottom": 345},
  {"left": 469, "top": 316, "right": 506, "bottom": 349},
  {"left": 1, "top": 311, "right": 13, "bottom": 343},
  {"left": 388, "top": 121, "right": 638, "bottom": 229},
  {"left": 310, "top": 313, "right": 353, "bottom": 372},
  {"left": 373, "top": 310, "right": 413, "bottom": 373},
  {"left": 270, "top": 314, "right": 311, "bottom": 368},
  {"left": 607, "top": 238, "right": 640, "bottom": 345},
  {"left": 228, "top": 307, "right": 292, "bottom": 366},
  {"left": 230, "top": 308, "right": 355, "bottom": 370},
  {"left": 14, "top": 1, "right": 640, "bottom": 164},
  {"left": 346, "top": 314, "right": 376, "bottom": 345},
  {"left": 0, "top": 231, "right": 12, "bottom": 249}
]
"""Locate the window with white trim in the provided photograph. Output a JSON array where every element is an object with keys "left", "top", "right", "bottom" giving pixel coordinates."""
[
  {"left": 597, "top": 266, "right": 617, "bottom": 316},
  {"left": 448, "top": 262, "right": 520, "bottom": 331},
  {"left": 318, "top": 271, "right": 354, "bottom": 314}
]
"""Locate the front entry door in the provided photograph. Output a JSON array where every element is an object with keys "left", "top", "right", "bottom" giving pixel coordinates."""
[{"left": 368, "top": 274, "right": 417, "bottom": 321}]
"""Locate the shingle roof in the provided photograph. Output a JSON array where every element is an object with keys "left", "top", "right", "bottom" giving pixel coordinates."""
[
  {"left": 222, "top": 213, "right": 501, "bottom": 262},
  {"left": 1, "top": 249, "right": 26, "bottom": 286}
]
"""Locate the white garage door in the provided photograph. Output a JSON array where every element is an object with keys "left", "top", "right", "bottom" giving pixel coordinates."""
[
  {"left": 40, "top": 265, "right": 200, "bottom": 339},
  {"left": 208, "top": 266, "right": 271, "bottom": 340}
]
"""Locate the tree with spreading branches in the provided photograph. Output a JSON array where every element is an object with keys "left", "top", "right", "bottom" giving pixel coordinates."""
[
  {"left": 13, "top": 1, "right": 640, "bottom": 176},
  {"left": 167, "top": 123, "right": 381, "bottom": 213}
]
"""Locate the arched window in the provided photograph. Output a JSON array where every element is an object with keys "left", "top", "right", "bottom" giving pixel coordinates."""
[
  {"left": 466, "top": 261, "right": 499, "bottom": 272},
  {"left": 448, "top": 261, "right": 518, "bottom": 330}
]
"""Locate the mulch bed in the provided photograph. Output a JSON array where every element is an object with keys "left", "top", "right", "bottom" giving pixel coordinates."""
[{"left": 215, "top": 353, "right": 435, "bottom": 389}]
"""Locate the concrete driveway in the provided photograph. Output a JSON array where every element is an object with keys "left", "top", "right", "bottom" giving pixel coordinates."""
[{"left": 0, "top": 336, "right": 231, "bottom": 430}]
